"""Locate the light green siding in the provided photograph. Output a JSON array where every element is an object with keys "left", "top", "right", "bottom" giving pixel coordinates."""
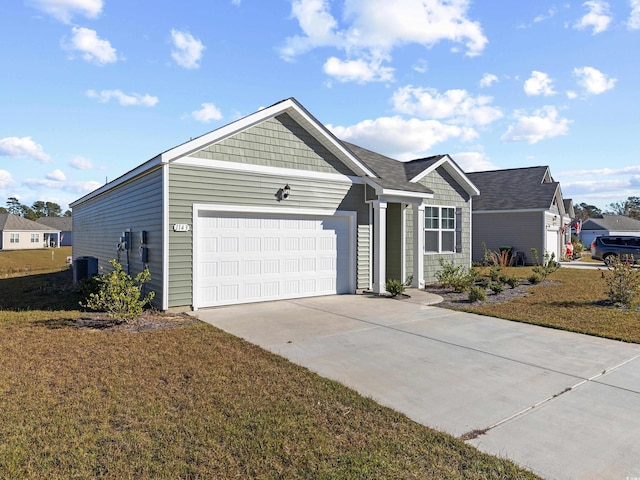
[
  {"left": 168, "top": 164, "right": 370, "bottom": 308},
  {"left": 72, "top": 167, "right": 165, "bottom": 307},
  {"left": 405, "top": 166, "right": 472, "bottom": 284},
  {"left": 191, "top": 114, "right": 356, "bottom": 176}
]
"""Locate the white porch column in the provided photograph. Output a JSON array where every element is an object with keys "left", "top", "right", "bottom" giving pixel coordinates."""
[
  {"left": 372, "top": 200, "right": 387, "bottom": 294},
  {"left": 412, "top": 203, "right": 425, "bottom": 289}
]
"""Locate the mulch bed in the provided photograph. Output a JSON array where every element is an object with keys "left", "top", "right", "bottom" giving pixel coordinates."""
[
  {"left": 75, "top": 311, "right": 198, "bottom": 332},
  {"left": 423, "top": 279, "right": 557, "bottom": 309}
]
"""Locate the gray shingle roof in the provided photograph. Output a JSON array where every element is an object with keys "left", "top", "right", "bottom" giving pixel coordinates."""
[
  {"left": 582, "top": 214, "right": 640, "bottom": 231},
  {"left": 35, "top": 216, "right": 72, "bottom": 230},
  {"left": 466, "top": 166, "right": 559, "bottom": 211},
  {"left": 340, "top": 141, "right": 435, "bottom": 194},
  {"left": 0, "top": 213, "right": 60, "bottom": 232}
]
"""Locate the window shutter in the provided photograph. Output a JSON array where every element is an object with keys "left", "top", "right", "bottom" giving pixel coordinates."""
[{"left": 455, "top": 207, "right": 463, "bottom": 253}]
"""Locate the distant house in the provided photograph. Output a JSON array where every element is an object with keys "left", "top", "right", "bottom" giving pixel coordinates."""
[
  {"left": 466, "top": 166, "right": 571, "bottom": 265},
  {"left": 579, "top": 214, "right": 640, "bottom": 247},
  {"left": 36, "top": 216, "right": 72, "bottom": 246},
  {"left": 0, "top": 213, "right": 61, "bottom": 250}
]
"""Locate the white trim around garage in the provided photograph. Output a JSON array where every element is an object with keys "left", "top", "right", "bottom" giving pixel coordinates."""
[{"left": 191, "top": 204, "right": 358, "bottom": 310}]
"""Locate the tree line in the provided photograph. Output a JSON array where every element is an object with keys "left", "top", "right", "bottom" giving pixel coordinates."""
[
  {"left": 574, "top": 196, "right": 639, "bottom": 221},
  {"left": 0, "top": 197, "right": 72, "bottom": 220}
]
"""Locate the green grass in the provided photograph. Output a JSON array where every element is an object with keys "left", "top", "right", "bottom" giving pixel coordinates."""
[
  {"left": 0, "top": 246, "right": 72, "bottom": 276},
  {"left": 0, "top": 253, "right": 539, "bottom": 479},
  {"left": 457, "top": 266, "right": 640, "bottom": 343}
]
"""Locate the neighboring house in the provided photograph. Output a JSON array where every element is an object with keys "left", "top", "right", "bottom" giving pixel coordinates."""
[
  {"left": 579, "top": 214, "right": 640, "bottom": 247},
  {"left": 36, "top": 216, "right": 73, "bottom": 246},
  {"left": 466, "top": 166, "right": 570, "bottom": 265},
  {"left": 0, "top": 213, "right": 61, "bottom": 250},
  {"left": 71, "top": 98, "right": 479, "bottom": 310}
]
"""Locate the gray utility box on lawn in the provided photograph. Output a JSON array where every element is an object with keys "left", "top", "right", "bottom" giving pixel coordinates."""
[{"left": 73, "top": 256, "right": 98, "bottom": 284}]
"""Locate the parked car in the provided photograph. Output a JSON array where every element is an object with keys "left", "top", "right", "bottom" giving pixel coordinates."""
[{"left": 590, "top": 236, "right": 640, "bottom": 264}]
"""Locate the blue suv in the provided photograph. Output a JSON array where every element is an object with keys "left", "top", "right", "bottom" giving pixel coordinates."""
[{"left": 590, "top": 236, "right": 640, "bottom": 265}]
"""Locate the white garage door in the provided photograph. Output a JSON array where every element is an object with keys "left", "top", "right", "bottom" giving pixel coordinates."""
[
  {"left": 195, "top": 211, "right": 353, "bottom": 308},
  {"left": 546, "top": 229, "right": 560, "bottom": 262}
]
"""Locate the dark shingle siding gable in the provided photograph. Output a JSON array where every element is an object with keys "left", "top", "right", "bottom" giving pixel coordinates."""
[{"left": 466, "top": 166, "right": 558, "bottom": 211}]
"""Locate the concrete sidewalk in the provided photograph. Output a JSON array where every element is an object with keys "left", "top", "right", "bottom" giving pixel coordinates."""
[{"left": 195, "top": 291, "right": 640, "bottom": 479}]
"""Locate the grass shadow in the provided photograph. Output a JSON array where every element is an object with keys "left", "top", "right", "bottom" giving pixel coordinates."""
[{"left": 0, "top": 268, "right": 83, "bottom": 311}]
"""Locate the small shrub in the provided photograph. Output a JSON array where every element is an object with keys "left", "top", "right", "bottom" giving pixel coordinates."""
[
  {"left": 468, "top": 286, "right": 487, "bottom": 303},
  {"left": 499, "top": 274, "right": 520, "bottom": 289},
  {"left": 489, "top": 265, "right": 502, "bottom": 282},
  {"left": 530, "top": 248, "right": 559, "bottom": 280},
  {"left": 528, "top": 274, "right": 542, "bottom": 285},
  {"left": 435, "top": 259, "right": 477, "bottom": 292},
  {"left": 603, "top": 256, "right": 640, "bottom": 309},
  {"left": 385, "top": 278, "right": 406, "bottom": 297},
  {"left": 476, "top": 277, "right": 490, "bottom": 289},
  {"left": 81, "top": 259, "right": 155, "bottom": 324},
  {"left": 571, "top": 235, "right": 584, "bottom": 255},
  {"left": 489, "top": 282, "right": 504, "bottom": 294}
]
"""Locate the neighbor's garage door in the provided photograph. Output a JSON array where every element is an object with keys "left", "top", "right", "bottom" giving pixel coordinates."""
[{"left": 195, "top": 212, "right": 353, "bottom": 308}]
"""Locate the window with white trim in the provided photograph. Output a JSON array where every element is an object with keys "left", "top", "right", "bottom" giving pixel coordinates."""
[
  {"left": 31, "top": 233, "right": 39, "bottom": 243},
  {"left": 425, "top": 206, "right": 456, "bottom": 253},
  {"left": 10, "top": 233, "right": 19, "bottom": 243}
]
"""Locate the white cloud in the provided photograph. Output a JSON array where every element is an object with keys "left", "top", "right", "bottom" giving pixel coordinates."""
[
  {"left": 27, "top": 0, "right": 103, "bottom": 23},
  {"left": 328, "top": 116, "right": 477, "bottom": 160},
  {"left": 566, "top": 90, "right": 578, "bottom": 99},
  {"left": 630, "top": 0, "right": 640, "bottom": 29},
  {"left": 191, "top": 103, "right": 223, "bottom": 123},
  {"left": 574, "top": 0, "right": 612, "bottom": 34},
  {"left": 450, "top": 151, "right": 497, "bottom": 172},
  {"left": 534, "top": 7, "right": 558, "bottom": 23},
  {"left": 171, "top": 29, "right": 205, "bottom": 69},
  {"left": 391, "top": 85, "right": 503, "bottom": 126},
  {"left": 65, "top": 27, "right": 118, "bottom": 65},
  {"left": 69, "top": 155, "right": 95, "bottom": 170},
  {"left": 0, "top": 170, "right": 15, "bottom": 188},
  {"left": 86, "top": 89, "right": 159, "bottom": 106},
  {"left": 0, "top": 136, "right": 51, "bottom": 162},
  {"left": 573, "top": 66, "right": 616, "bottom": 94},
  {"left": 323, "top": 56, "right": 394, "bottom": 83},
  {"left": 501, "top": 106, "right": 571, "bottom": 144},
  {"left": 524, "top": 71, "right": 556, "bottom": 96},
  {"left": 46, "top": 169, "right": 66, "bottom": 181},
  {"left": 281, "top": 0, "right": 487, "bottom": 83},
  {"left": 479, "top": 73, "right": 498, "bottom": 88},
  {"left": 23, "top": 177, "right": 102, "bottom": 194}
]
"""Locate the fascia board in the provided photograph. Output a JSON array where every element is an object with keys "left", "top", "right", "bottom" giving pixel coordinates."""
[
  {"left": 363, "top": 178, "right": 433, "bottom": 201},
  {"left": 70, "top": 158, "right": 163, "bottom": 207},
  {"left": 409, "top": 155, "right": 480, "bottom": 196}
]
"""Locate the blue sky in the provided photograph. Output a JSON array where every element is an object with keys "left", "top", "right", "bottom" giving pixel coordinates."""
[{"left": 1, "top": 0, "right": 639, "bottom": 212}]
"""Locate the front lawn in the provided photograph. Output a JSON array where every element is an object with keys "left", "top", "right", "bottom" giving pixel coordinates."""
[
  {"left": 0, "top": 268, "right": 538, "bottom": 479},
  {"left": 444, "top": 266, "right": 640, "bottom": 344}
]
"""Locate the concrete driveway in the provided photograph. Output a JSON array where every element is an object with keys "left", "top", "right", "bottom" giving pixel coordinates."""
[{"left": 195, "top": 291, "right": 640, "bottom": 479}]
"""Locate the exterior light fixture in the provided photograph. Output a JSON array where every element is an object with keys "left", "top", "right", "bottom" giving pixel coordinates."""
[{"left": 275, "top": 184, "right": 292, "bottom": 202}]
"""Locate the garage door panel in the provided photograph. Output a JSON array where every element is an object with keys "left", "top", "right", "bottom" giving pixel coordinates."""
[{"left": 196, "top": 211, "right": 353, "bottom": 307}]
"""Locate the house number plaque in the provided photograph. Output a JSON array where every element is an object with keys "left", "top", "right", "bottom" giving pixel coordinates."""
[{"left": 173, "top": 224, "right": 190, "bottom": 232}]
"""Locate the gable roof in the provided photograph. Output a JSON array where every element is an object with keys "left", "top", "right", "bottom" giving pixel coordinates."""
[
  {"left": 72, "top": 97, "right": 478, "bottom": 206},
  {"left": 466, "top": 166, "right": 561, "bottom": 211},
  {"left": 582, "top": 214, "right": 640, "bottom": 231},
  {"left": 563, "top": 199, "right": 575, "bottom": 219},
  {"left": 0, "top": 213, "right": 60, "bottom": 232},
  {"left": 341, "top": 142, "right": 434, "bottom": 195},
  {"left": 36, "top": 216, "right": 72, "bottom": 230}
]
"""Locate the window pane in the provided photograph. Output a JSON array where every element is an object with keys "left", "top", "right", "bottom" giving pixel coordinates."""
[
  {"left": 442, "top": 231, "right": 455, "bottom": 252},
  {"left": 441, "top": 208, "right": 455, "bottom": 230},
  {"left": 425, "top": 231, "right": 439, "bottom": 252},
  {"left": 425, "top": 207, "right": 439, "bottom": 229}
]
